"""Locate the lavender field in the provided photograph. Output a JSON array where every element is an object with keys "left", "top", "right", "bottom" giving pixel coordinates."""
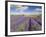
[{"left": 10, "top": 15, "right": 42, "bottom": 32}]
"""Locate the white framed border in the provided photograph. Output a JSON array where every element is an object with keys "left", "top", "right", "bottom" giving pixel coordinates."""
[{"left": 5, "top": 1, "right": 45, "bottom": 36}]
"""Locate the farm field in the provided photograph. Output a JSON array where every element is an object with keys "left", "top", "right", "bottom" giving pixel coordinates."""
[{"left": 10, "top": 14, "right": 42, "bottom": 32}]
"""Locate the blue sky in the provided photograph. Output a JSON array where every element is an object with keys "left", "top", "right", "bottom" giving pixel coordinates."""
[{"left": 10, "top": 5, "right": 42, "bottom": 14}]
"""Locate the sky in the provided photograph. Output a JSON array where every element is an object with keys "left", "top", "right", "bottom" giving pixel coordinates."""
[{"left": 10, "top": 5, "right": 42, "bottom": 15}]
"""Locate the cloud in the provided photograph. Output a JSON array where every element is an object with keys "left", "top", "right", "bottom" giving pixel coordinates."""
[
  {"left": 34, "top": 8, "right": 42, "bottom": 12},
  {"left": 10, "top": 5, "right": 42, "bottom": 15},
  {"left": 16, "top": 6, "right": 29, "bottom": 13}
]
